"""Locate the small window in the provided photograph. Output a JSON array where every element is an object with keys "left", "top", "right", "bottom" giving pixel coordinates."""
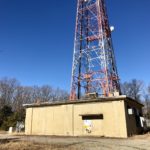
[
  {"left": 128, "top": 108, "right": 133, "bottom": 115},
  {"left": 127, "top": 105, "right": 134, "bottom": 115},
  {"left": 81, "top": 114, "right": 104, "bottom": 120}
]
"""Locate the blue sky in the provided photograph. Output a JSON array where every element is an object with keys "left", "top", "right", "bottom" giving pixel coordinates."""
[{"left": 0, "top": 0, "right": 149, "bottom": 90}]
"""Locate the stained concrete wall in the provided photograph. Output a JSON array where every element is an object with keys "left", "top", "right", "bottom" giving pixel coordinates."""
[
  {"left": 124, "top": 100, "right": 143, "bottom": 136},
  {"left": 25, "top": 99, "right": 129, "bottom": 138}
]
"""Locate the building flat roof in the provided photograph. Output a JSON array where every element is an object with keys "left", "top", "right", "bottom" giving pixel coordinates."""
[{"left": 23, "top": 95, "right": 144, "bottom": 108}]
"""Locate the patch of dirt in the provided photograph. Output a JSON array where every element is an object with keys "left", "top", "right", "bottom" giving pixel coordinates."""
[
  {"left": 131, "top": 133, "right": 150, "bottom": 140},
  {"left": 0, "top": 134, "right": 150, "bottom": 150}
]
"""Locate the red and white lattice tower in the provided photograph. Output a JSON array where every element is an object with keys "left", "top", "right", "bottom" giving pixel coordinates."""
[{"left": 70, "top": 0, "right": 121, "bottom": 100}]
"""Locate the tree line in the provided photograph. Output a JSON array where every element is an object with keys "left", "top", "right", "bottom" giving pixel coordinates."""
[
  {"left": 0, "top": 77, "right": 150, "bottom": 130},
  {"left": 0, "top": 77, "right": 69, "bottom": 111},
  {"left": 0, "top": 77, "right": 69, "bottom": 130}
]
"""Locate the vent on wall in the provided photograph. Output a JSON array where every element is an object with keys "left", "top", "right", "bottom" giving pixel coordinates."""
[{"left": 80, "top": 114, "right": 104, "bottom": 120}]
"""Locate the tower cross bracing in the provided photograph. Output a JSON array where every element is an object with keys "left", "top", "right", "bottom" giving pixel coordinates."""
[{"left": 70, "top": 0, "right": 120, "bottom": 100}]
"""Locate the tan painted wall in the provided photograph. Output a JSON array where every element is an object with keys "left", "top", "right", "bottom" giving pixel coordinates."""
[
  {"left": 72, "top": 101, "right": 127, "bottom": 137},
  {"left": 25, "top": 100, "right": 128, "bottom": 138}
]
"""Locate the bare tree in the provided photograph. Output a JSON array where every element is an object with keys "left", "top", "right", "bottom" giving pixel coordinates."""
[
  {"left": 0, "top": 77, "right": 69, "bottom": 111},
  {"left": 121, "top": 79, "right": 143, "bottom": 102},
  {"left": 22, "top": 86, "right": 34, "bottom": 104},
  {"left": 53, "top": 88, "right": 69, "bottom": 101},
  {"left": 148, "top": 85, "right": 150, "bottom": 94},
  {"left": 39, "top": 85, "right": 53, "bottom": 102},
  {"left": 143, "top": 86, "right": 150, "bottom": 119},
  {"left": 12, "top": 86, "right": 24, "bottom": 111},
  {"left": 146, "top": 84, "right": 150, "bottom": 118},
  {"left": 30, "top": 86, "right": 42, "bottom": 103},
  {"left": 0, "top": 77, "right": 19, "bottom": 108}
]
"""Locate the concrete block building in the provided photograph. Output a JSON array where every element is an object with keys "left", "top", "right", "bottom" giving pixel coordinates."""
[{"left": 24, "top": 96, "right": 144, "bottom": 138}]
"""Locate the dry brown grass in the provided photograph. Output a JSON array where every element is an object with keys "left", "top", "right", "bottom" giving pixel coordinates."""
[
  {"left": 1, "top": 134, "right": 150, "bottom": 150},
  {"left": 0, "top": 141, "right": 41, "bottom": 150},
  {"left": 0, "top": 141, "right": 87, "bottom": 150}
]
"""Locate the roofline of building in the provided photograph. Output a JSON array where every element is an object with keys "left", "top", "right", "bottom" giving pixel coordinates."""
[{"left": 23, "top": 95, "right": 144, "bottom": 108}]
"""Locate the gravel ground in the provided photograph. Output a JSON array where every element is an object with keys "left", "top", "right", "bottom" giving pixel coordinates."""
[{"left": 0, "top": 133, "right": 150, "bottom": 150}]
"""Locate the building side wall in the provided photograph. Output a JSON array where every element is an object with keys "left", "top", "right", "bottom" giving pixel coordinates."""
[
  {"left": 25, "top": 100, "right": 128, "bottom": 138},
  {"left": 26, "top": 105, "right": 73, "bottom": 136},
  {"left": 124, "top": 100, "right": 143, "bottom": 136},
  {"left": 25, "top": 108, "right": 33, "bottom": 135}
]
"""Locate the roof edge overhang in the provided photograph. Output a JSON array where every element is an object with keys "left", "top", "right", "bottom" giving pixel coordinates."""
[{"left": 23, "top": 95, "right": 144, "bottom": 108}]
